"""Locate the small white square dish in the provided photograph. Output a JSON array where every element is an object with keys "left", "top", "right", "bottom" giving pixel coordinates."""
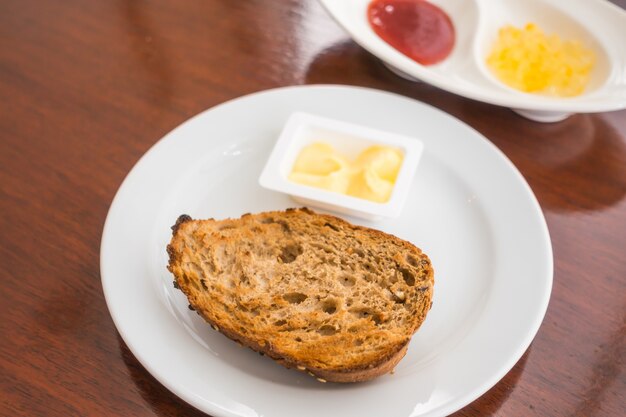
[{"left": 259, "top": 112, "right": 424, "bottom": 221}]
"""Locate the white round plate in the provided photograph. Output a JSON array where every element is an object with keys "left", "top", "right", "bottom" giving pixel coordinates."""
[{"left": 101, "top": 85, "right": 553, "bottom": 417}]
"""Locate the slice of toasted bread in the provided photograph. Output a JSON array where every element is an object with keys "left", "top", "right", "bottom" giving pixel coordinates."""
[{"left": 167, "top": 208, "right": 434, "bottom": 382}]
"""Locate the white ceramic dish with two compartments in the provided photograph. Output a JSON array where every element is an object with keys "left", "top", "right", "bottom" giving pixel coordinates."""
[
  {"left": 320, "top": 0, "right": 626, "bottom": 122},
  {"left": 259, "top": 112, "right": 424, "bottom": 221}
]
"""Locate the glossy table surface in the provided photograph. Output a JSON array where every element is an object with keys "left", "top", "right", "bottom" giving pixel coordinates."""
[{"left": 1, "top": 1, "right": 624, "bottom": 416}]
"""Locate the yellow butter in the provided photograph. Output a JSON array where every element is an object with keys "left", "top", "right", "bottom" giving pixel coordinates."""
[
  {"left": 347, "top": 167, "right": 395, "bottom": 203},
  {"left": 289, "top": 142, "right": 403, "bottom": 203},
  {"left": 486, "top": 23, "right": 595, "bottom": 97},
  {"left": 291, "top": 142, "right": 349, "bottom": 176}
]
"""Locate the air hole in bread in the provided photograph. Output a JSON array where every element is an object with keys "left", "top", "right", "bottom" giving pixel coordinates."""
[
  {"left": 324, "top": 222, "right": 340, "bottom": 232},
  {"left": 348, "top": 326, "right": 358, "bottom": 333},
  {"left": 351, "top": 308, "right": 382, "bottom": 325},
  {"left": 200, "top": 279, "right": 208, "bottom": 291},
  {"left": 274, "top": 319, "right": 287, "bottom": 326},
  {"left": 354, "top": 339, "right": 363, "bottom": 346},
  {"left": 400, "top": 268, "right": 416, "bottom": 286},
  {"left": 279, "top": 243, "right": 303, "bottom": 263},
  {"left": 276, "top": 220, "right": 291, "bottom": 232},
  {"left": 354, "top": 248, "right": 365, "bottom": 258},
  {"left": 295, "top": 337, "right": 302, "bottom": 342},
  {"left": 218, "top": 224, "right": 235, "bottom": 231},
  {"left": 318, "top": 325, "right": 337, "bottom": 336},
  {"left": 321, "top": 300, "right": 338, "bottom": 314},
  {"left": 260, "top": 217, "right": 275, "bottom": 224},
  {"left": 341, "top": 275, "right": 356, "bottom": 287},
  {"left": 406, "top": 255, "right": 419, "bottom": 267},
  {"left": 283, "top": 292, "right": 307, "bottom": 304},
  {"left": 351, "top": 308, "right": 370, "bottom": 318}
]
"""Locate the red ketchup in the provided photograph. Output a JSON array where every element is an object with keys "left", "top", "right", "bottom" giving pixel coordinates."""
[{"left": 368, "top": 0, "right": 455, "bottom": 66}]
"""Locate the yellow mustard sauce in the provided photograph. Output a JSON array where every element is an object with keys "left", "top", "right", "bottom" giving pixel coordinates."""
[{"left": 487, "top": 23, "right": 595, "bottom": 97}]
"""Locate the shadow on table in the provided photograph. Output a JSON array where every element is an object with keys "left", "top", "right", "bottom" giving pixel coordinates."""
[
  {"left": 119, "top": 335, "right": 208, "bottom": 417},
  {"left": 303, "top": 39, "right": 467, "bottom": 111},
  {"left": 119, "top": 327, "right": 530, "bottom": 417},
  {"left": 519, "top": 114, "right": 626, "bottom": 213},
  {"left": 457, "top": 103, "right": 626, "bottom": 214}
]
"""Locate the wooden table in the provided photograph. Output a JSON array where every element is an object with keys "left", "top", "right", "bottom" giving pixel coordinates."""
[{"left": 1, "top": 1, "right": 624, "bottom": 416}]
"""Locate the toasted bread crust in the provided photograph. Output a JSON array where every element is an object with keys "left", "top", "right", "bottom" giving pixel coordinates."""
[{"left": 167, "top": 208, "right": 434, "bottom": 382}]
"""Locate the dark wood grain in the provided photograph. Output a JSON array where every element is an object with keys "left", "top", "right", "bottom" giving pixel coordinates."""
[{"left": 1, "top": 0, "right": 624, "bottom": 416}]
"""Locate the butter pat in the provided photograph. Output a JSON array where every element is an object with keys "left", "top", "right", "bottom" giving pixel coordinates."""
[
  {"left": 289, "top": 143, "right": 351, "bottom": 194},
  {"left": 289, "top": 143, "right": 403, "bottom": 203},
  {"left": 259, "top": 112, "right": 424, "bottom": 221},
  {"left": 347, "top": 165, "right": 395, "bottom": 203}
]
